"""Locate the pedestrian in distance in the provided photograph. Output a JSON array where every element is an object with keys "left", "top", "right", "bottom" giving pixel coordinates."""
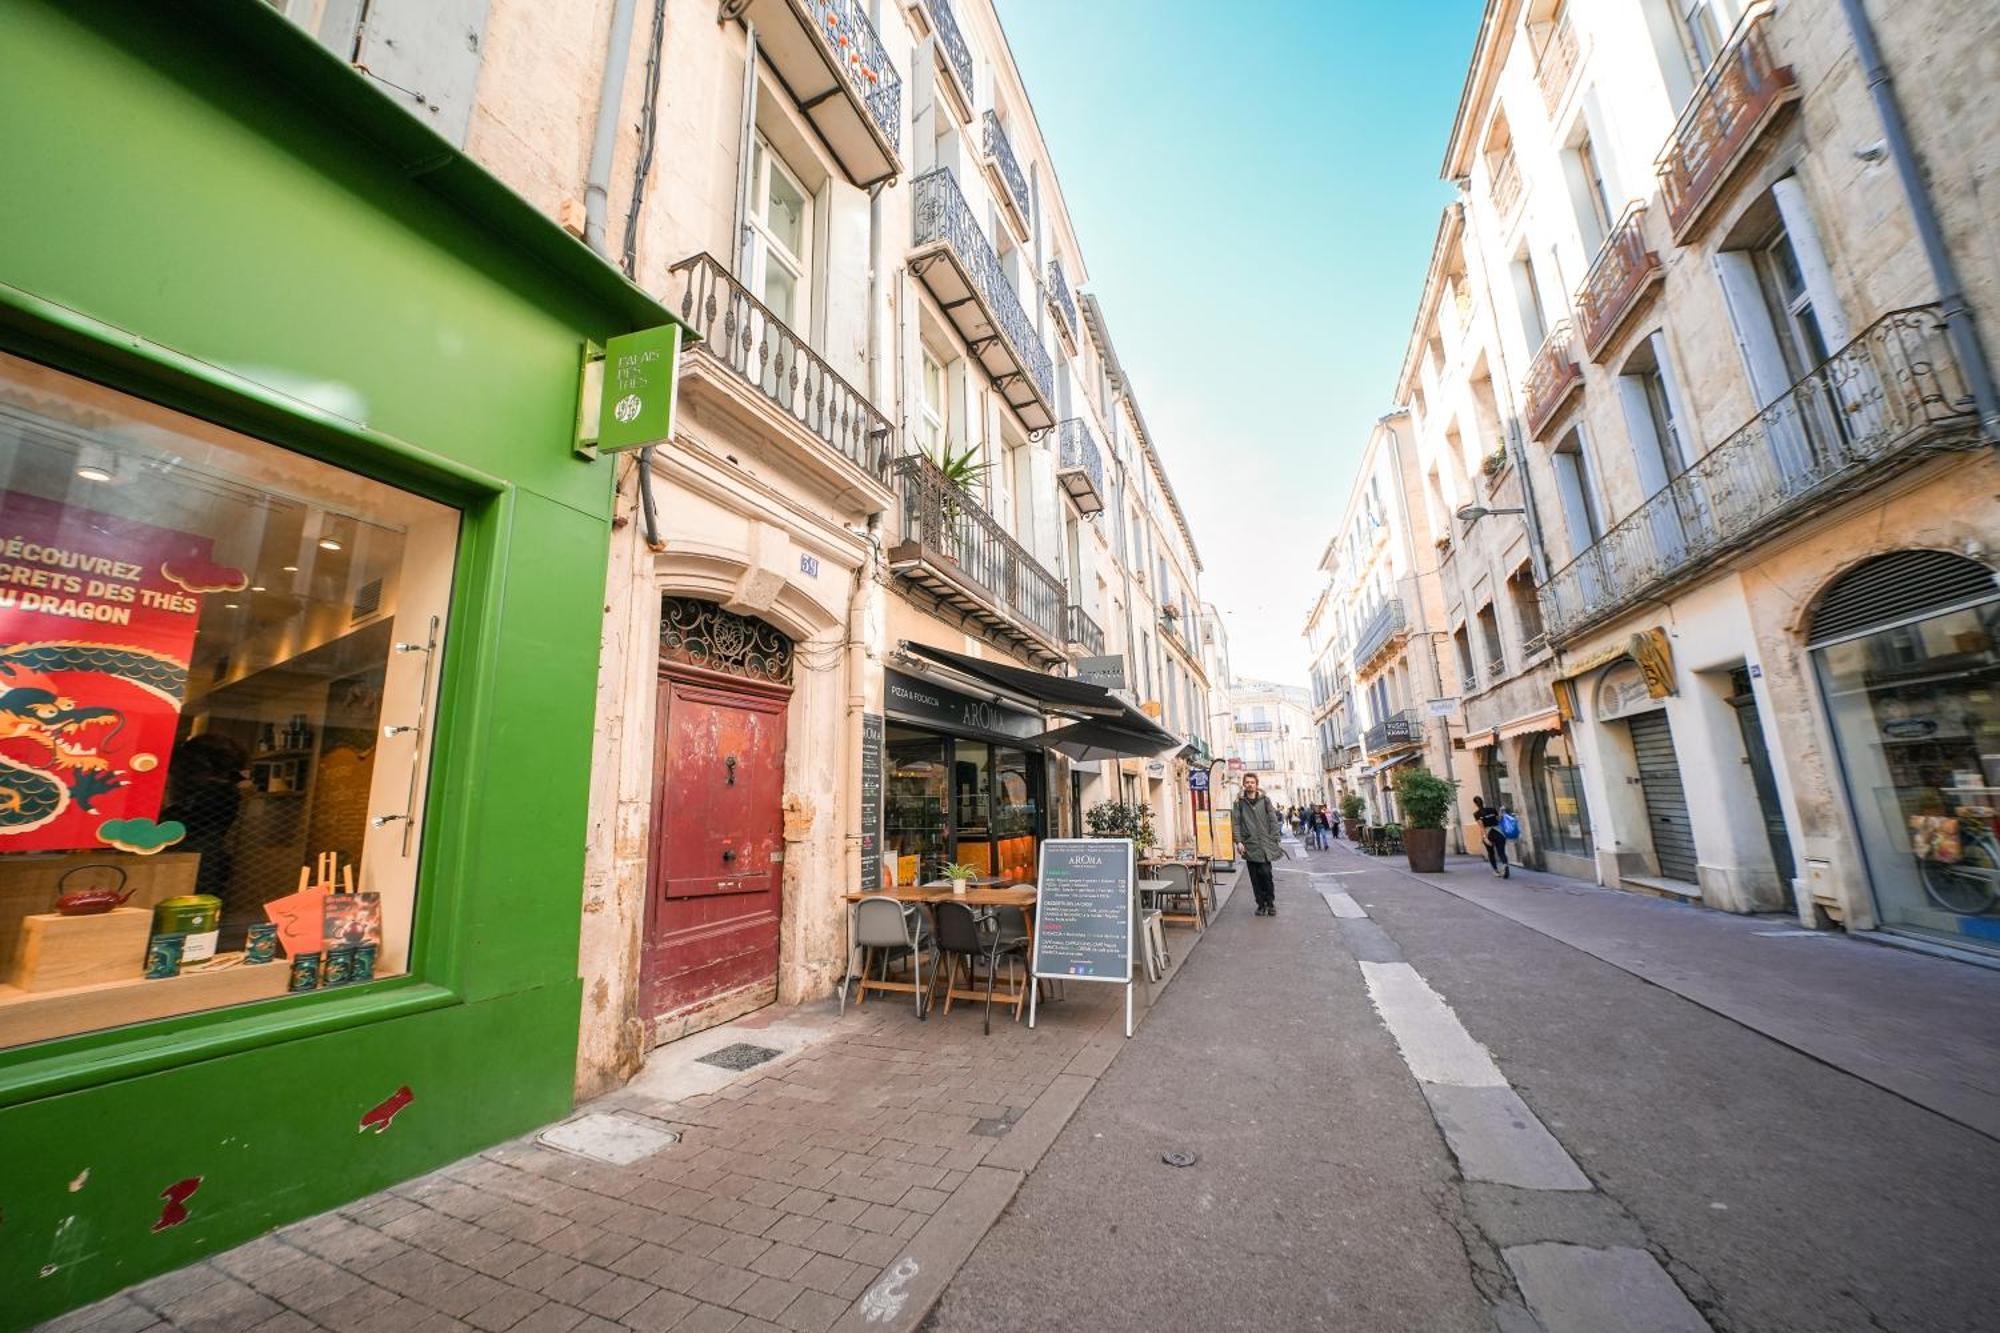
[
  {"left": 1234, "top": 773, "right": 1287, "bottom": 917},
  {"left": 1471, "top": 794, "right": 1512, "bottom": 878}
]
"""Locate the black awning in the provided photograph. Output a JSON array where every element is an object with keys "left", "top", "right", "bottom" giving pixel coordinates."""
[
  {"left": 899, "top": 641, "right": 1123, "bottom": 717},
  {"left": 1032, "top": 719, "right": 1185, "bottom": 763}
]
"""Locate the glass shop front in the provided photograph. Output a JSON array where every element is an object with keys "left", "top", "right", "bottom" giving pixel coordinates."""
[
  {"left": 882, "top": 669, "right": 1046, "bottom": 886},
  {"left": 0, "top": 353, "right": 455, "bottom": 1049}
]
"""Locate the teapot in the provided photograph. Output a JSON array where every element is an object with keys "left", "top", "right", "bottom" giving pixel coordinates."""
[{"left": 54, "top": 865, "right": 134, "bottom": 916}]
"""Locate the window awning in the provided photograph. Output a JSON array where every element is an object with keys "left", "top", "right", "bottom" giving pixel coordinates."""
[
  {"left": 1362, "top": 751, "right": 1423, "bottom": 778},
  {"left": 1497, "top": 707, "right": 1563, "bottom": 741},
  {"left": 898, "top": 640, "right": 1123, "bottom": 718},
  {"left": 1032, "top": 718, "right": 1184, "bottom": 763}
]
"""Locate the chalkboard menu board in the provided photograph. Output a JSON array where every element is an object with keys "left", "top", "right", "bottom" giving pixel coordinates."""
[
  {"left": 1031, "top": 839, "right": 1134, "bottom": 982},
  {"left": 859, "top": 712, "right": 883, "bottom": 892}
]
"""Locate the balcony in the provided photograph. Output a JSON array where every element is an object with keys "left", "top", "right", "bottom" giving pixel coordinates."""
[
  {"left": 1486, "top": 653, "right": 1507, "bottom": 682},
  {"left": 738, "top": 0, "right": 901, "bottom": 188},
  {"left": 668, "top": 253, "right": 893, "bottom": 491},
  {"left": 1575, "top": 204, "right": 1663, "bottom": 361},
  {"left": 1523, "top": 322, "right": 1583, "bottom": 441},
  {"left": 888, "top": 454, "right": 1066, "bottom": 661},
  {"left": 1236, "top": 719, "right": 1273, "bottom": 734},
  {"left": 1540, "top": 305, "right": 1980, "bottom": 642},
  {"left": 1353, "top": 598, "right": 1408, "bottom": 673},
  {"left": 1535, "top": 13, "right": 1583, "bottom": 114},
  {"left": 910, "top": 168, "right": 1056, "bottom": 430},
  {"left": 918, "top": 0, "right": 975, "bottom": 122},
  {"left": 1656, "top": 4, "right": 1799, "bottom": 241},
  {"left": 1046, "top": 258, "right": 1079, "bottom": 353},
  {"left": 1365, "top": 709, "right": 1422, "bottom": 754},
  {"left": 1051, "top": 418, "right": 1105, "bottom": 518},
  {"left": 981, "top": 111, "right": 1031, "bottom": 239},
  {"left": 1063, "top": 604, "right": 1104, "bottom": 656}
]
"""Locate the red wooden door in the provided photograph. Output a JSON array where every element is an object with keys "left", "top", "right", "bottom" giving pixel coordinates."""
[{"left": 640, "top": 670, "right": 789, "bottom": 1033}]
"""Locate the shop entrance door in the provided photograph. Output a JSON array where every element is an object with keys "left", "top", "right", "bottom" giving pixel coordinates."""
[
  {"left": 1729, "top": 667, "right": 1797, "bottom": 903},
  {"left": 641, "top": 670, "right": 788, "bottom": 1037},
  {"left": 1627, "top": 711, "right": 1698, "bottom": 882}
]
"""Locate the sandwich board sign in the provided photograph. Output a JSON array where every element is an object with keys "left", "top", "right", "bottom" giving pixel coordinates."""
[{"left": 1029, "top": 838, "right": 1136, "bottom": 1037}]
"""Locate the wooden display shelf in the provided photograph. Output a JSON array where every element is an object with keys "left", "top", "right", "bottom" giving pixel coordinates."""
[{"left": 0, "top": 954, "right": 288, "bottom": 1048}]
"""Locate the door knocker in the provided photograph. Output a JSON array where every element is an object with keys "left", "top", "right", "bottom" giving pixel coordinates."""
[{"left": 724, "top": 754, "right": 738, "bottom": 786}]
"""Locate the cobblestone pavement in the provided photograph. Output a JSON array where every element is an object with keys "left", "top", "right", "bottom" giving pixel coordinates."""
[{"left": 37, "top": 881, "right": 1227, "bottom": 1333}]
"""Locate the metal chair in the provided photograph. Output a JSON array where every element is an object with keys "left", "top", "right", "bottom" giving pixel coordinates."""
[
  {"left": 1155, "top": 862, "right": 1202, "bottom": 930},
  {"left": 931, "top": 900, "right": 1029, "bottom": 1035},
  {"left": 846, "top": 895, "right": 933, "bottom": 1018}
]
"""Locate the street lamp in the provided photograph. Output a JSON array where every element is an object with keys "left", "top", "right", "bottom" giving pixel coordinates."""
[{"left": 1455, "top": 503, "right": 1526, "bottom": 526}]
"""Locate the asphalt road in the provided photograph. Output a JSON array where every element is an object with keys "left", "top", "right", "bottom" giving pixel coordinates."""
[{"left": 925, "top": 843, "right": 2000, "bottom": 1332}]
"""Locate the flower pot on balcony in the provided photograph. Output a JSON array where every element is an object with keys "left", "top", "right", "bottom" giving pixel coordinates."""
[{"left": 1403, "top": 827, "right": 1447, "bottom": 873}]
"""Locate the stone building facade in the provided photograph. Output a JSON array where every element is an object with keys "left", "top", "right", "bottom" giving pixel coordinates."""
[{"left": 1311, "top": 0, "right": 2000, "bottom": 955}]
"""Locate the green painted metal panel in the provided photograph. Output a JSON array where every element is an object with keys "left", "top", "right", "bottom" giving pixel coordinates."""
[{"left": 0, "top": 3, "right": 649, "bottom": 1325}]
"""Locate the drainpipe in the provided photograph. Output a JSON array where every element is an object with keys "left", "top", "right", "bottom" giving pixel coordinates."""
[
  {"left": 1837, "top": 0, "right": 2000, "bottom": 443},
  {"left": 843, "top": 516, "right": 884, "bottom": 923},
  {"left": 585, "top": 0, "right": 639, "bottom": 257},
  {"left": 582, "top": 0, "right": 665, "bottom": 550}
]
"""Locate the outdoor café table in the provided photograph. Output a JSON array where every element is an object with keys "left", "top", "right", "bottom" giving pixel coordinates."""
[
  {"left": 1138, "top": 860, "right": 1207, "bottom": 930},
  {"left": 844, "top": 884, "right": 1041, "bottom": 1017}
]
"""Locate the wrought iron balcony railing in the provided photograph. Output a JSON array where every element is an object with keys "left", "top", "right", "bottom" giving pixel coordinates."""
[
  {"left": 1055, "top": 417, "right": 1105, "bottom": 515},
  {"left": 1046, "top": 257, "right": 1079, "bottom": 348},
  {"left": 1486, "top": 653, "right": 1508, "bottom": 682},
  {"left": 1491, "top": 149, "right": 1524, "bottom": 221},
  {"left": 889, "top": 453, "right": 1066, "bottom": 651},
  {"left": 669, "top": 252, "right": 892, "bottom": 482},
  {"left": 742, "top": 0, "right": 901, "bottom": 186},
  {"left": 1536, "top": 13, "right": 1582, "bottom": 114},
  {"left": 1354, "top": 598, "right": 1408, "bottom": 671},
  {"left": 982, "top": 111, "right": 1031, "bottom": 231},
  {"left": 1366, "top": 709, "right": 1422, "bottom": 753},
  {"left": 923, "top": 0, "right": 975, "bottom": 117},
  {"left": 1063, "top": 604, "right": 1104, "bottom": 656},
  {"left": 1236, "top": 719, "right": 1274, "bottom": 733},
  {"left": 910, "top": 168, "right": 1055, "bottom": 429},
  {"left": 1523, "top": 322, "right": 1583, "bottom": 441},
  {"left": 1540, "top": 305, "right": 1980, "bottom": 642},
  {"left": 1655, "top": 3, "right": 1798, "bottom": 240},
  {"left": 1575, "top": 204, "right": 1662, "bottom": 360}
]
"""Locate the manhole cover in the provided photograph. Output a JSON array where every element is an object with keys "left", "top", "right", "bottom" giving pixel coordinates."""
[
  {"left": 696, "top": 1042, "right": 784, "bottom": 1071},
  {"left": 538, "top": 1113, "right": 679, "bottom": 1165},
  {"left": 1161, "top": 1150, "right": 1198, "bottom": 1168}
]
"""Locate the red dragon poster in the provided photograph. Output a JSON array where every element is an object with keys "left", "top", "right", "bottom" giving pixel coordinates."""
[{"left": 0, "top": 489, "right": 244, "bottom": 854}]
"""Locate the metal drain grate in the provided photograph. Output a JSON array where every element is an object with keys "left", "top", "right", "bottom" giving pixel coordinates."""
[{"left": 695, "top": 1042, "right": 784, "bottom": 1071}]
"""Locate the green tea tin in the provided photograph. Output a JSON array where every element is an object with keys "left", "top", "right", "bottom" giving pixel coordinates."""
[{"left": 152, "top": 895, "right": 222, "bottom": 962}]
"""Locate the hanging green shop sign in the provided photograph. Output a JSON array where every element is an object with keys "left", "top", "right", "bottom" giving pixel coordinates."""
[{"left": 595, "top": 324, "right": 682, "bottom": 453}]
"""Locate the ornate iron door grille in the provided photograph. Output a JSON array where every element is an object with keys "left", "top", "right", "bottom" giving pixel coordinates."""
[{"left": 660, "top": 597, "right": 795, "bottom": 685}]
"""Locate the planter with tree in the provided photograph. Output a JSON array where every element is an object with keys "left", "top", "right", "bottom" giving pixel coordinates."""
[
  {"left": 1393, "top": 768, "right": 1456, "bottom": 873},
  {"left": 1085, "top": 799, "right": 1156, "bottom": 856},
  {"left": 1339, "top": 792, "right": 1366, "bottom": 840}
]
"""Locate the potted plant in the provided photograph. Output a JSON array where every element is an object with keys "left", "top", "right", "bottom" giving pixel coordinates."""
[
  {"left": 942, "top": 862, "right": 981, "bottom": 895},
  {"left": 1085, "top": 799, "right": 1156, "bottom": 853},
  {"left": 1393, "top": 768, "right": 1456, "bottom": 873},
  {"left": 1339, "top": 793, "right": 1366, "bottom": 840}
]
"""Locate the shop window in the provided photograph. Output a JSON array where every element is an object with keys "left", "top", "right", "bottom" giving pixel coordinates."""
[
  {"left": 1810, "top": 551, "right": 2000, "bottom": 949},
  {"left": 0, "top": 353, "right": 456, "bottom": 1049},
  {"left": 1530, "top": 731, "right": 1594, "bottom": 858}
]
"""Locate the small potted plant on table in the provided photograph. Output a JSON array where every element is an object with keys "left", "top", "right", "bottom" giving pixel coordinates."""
[
  {"left": 943, "top": 862, "right": 980, "bottom": 895},
  {"left": 1393, "top": 768, "right": 1456, "bottom": 873}
]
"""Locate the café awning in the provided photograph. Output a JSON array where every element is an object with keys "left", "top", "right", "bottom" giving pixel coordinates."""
[
  {"left": 898, "top": 640, "right": 1123, "bottom": 718},
  {"left": 1034, "top": 718, "right": 1184, "bottom": 763}
]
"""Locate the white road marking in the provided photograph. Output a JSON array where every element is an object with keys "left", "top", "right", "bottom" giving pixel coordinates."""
[
  {"left": 1358, "top": 961, "right": 1507, "bottom": 1088},
  {"left": 1505, "top": 1243, "right": 1710, "bottom": 1333},
  {"left": 1321, "top": 890, "right": 1368, "bottom": 919}
]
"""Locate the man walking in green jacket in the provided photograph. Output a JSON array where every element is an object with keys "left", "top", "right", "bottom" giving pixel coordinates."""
[{"left": 1233, "top": 773, "right": 1286, "bottom": 917}]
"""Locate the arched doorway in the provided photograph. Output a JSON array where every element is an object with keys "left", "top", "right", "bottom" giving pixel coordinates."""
[
  {"left": 1809, "top": 550, "right": 1999, "bottom": 948},
  {"left": 643, "top": 597, "right": 796, "bottom": 1039}
]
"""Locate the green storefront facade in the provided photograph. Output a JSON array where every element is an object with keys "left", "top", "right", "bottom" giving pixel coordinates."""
[{"left": 0, "top": 4, "right": 682, "bottom": 1326}]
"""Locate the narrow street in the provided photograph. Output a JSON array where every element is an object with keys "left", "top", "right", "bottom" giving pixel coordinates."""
[
  {"left": 45, "top": 842, "right": 2000, "bottom": 1333},
  {"left": 929, "top": 839, "right": 2000, "bottom": 1333}
]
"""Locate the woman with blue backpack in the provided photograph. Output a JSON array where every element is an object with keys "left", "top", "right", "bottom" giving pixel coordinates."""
[{"left": 1471, "top": 794, "right": 1519, "bottom": 878}]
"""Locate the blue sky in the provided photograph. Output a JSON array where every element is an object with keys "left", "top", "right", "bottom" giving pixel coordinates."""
[{"left": 1000, "top": 0, "right": 1482, "bottom": 684}]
